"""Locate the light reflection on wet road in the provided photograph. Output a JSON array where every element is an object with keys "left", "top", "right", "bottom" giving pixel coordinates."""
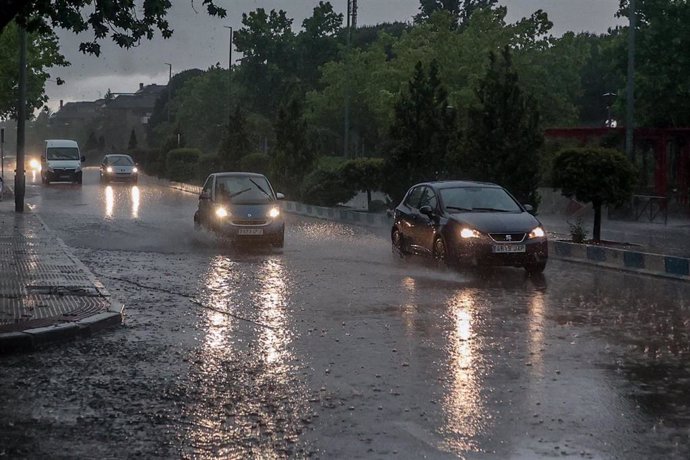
[{"left": 0, "top": 169, "right": 689, "bottom": 458}]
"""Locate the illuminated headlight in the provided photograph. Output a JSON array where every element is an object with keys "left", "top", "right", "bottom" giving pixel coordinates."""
[
  {"left": 268, "top": 207, "right": 280, "bottom": 218},
  {"left": 106, "top": 166, "right": 113, "bottom": 173},
  {"left": 215, "top": 207, "right": 229, "bottom": 218},
  {"left": 528, "top": 226, "right": 546, "bottom": 239},
  {"left": 132, "top": 167, "right": 138, "bottom": 173},
  {"left": 460, "top": 228, "right": 481, "bottom": 239},
  {"left": 29, "top": 159, "right": 41, "bottom": 170}
]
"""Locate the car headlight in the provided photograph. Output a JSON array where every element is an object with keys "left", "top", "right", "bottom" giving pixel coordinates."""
[
  {"left": 268, "top": 207, "right": 280, "bottom": 218},
  {"left": 29, "top": 159, "right": 41, "bottom": 170},
  {"left": 460, "top": 228, "right": 481, "bottom": 239},
  {"left": 132, "top": 167, "right": 138, "bottom": 173},
  {"left": 106, "top": 166, "right": 113, "bottom": 173},
  {"left": 528, "top": 226, "right": 546, "bottom": 239},
  {"left": 215, "top": 207, "right": 229, "bottom": 218}
]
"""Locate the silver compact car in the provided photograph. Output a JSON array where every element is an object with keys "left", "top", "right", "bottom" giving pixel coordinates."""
[
  {"left": 194, "top": 172, "right": 285, "bottom": 247},
  {"left": 100, "top": 154, "right": 139, "bottom": 183}
]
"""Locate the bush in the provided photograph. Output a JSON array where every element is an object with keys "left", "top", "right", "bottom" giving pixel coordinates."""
[
  {"left": 166, "top": 148, "right": 201, "bottom": 182},
  {"left": 198, "top": 153, "right": 221, "bottom": 183},
  {"left": 300, "top": 167, "right": 357, "bottom": 206},
  {"left": 239, "top": 152, "right": 272, "bottom": 176},
  {"left": 128, "top": 148, "right": 156, "bottom": 170}
]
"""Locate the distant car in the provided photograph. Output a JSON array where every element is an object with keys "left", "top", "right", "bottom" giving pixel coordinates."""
[
  {"left": 391, "top": 181, "right": 548, "bottom": 274},
  {"left": 194, "top": 172, "right": 285, "bottom": 247},
  {"left": 100, "top": 154, "right": 138, "bottom": 183}
]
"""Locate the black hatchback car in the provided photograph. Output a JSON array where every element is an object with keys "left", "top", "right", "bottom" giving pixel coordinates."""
[{"left": 391, "top": 181, "right": 548, "bottom": 273}]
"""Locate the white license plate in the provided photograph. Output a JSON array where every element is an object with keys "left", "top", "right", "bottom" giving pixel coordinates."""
[
  {"left": 237, "top": 228, "right": 263, "bottom": 236},
  {"left": 492, "top": 244, "right": 526, "bottom": 253}
]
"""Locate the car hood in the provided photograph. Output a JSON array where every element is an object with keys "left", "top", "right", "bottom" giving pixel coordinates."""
[
  {"left": 109, "top": 165, "right": 135, "bottom": 172},
  {"left": 225, "top": 203, "right": 277, "bottom": 218},
  {"left": 47, "top": 159, "right": 80, "bottom": 168},
  {"left": 449, "top": 211, "right": 540, "bottom": 233}
]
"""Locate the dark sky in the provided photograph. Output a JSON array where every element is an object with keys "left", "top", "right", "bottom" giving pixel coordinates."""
[{"left": 45, "top": 0, "right": 623, "bottom": 112}]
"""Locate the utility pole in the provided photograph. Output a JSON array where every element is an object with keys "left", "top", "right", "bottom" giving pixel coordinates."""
[
  {"left": 224, "top": 26, "right": 233, "bottom": 121},
  {"left": 15, "top": 26, "right": 27, "bottom": 213},
  {"left": 625, "top": 0, "right": 636, "bottom": 160},
  {"left": 343, "top": 0, "right": 354, "bottom": 158},
  {"left": 165, "top": 63, "right": 172, "bottom": 123},
  {"left": 1, "top": 128, "right": 4, "bottom": 182}
]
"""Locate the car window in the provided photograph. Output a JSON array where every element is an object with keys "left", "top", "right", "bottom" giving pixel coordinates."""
[
  {"left": 109, "top": 156, "right": 134, "bottom": 166},
  {"left": 418, "top": 187, "right": 438, "bottom": 210},
  {"left": 215, "top": 176, "right": 274, "bottom": 204},
  {"left": 440, "top": 187, "right": 522, "bottom": 212},
  {"left": 47, "top": 147, "right": 79, "bottom": 160},
  {"left": 202, "top": 176, "right": 213, "bottom": 195},
  {"left": 404, "top": 187, "right": 423, "bottom": 208}
]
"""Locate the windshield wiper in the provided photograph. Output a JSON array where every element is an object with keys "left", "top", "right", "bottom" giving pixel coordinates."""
[
  {"left": 471, "top": 207, "right": 513, "bottom": 212},
  {"left": 446, "top": 206, "right": 472, "bottom": 212},
  {"left": 228, "top": 187, "right": 252, "bottom": 199},
  {"left": 249, "top": 178, "right": 271, "bottom": 198}
]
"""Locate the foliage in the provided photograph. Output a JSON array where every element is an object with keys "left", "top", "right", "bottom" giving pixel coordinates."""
[
  {"left": 166, "top": 148, "right": 201, "bottom": 183},
  {"left": 300, "top": 167, "right": 357, "bottom": 207},
  {"left": 552, "top": 147, "right": 636, "bottom": 240},
  {"left": 198, "top": 153, "right": 221, "bottom": 183},
  {"left": 127, "top": 129, "right": 138, "bottom": 150},
  {"left": 128, "top": 148, "right": 157, "bottom": 169},
  {"left": 568, "top": 218, "right": 588, "bottom": 244},
  {"left": 272, "top": 94, "right": 317, "bottom": 200},
  {"left": 460, "top": 47, "right": 543, "bottom": 207},
  {"left": 2, "top": 0, "right": 226, "bottom": 55},
  {"left": 383, "top": 60, "right": 456, "bottom": 205},
  {"left": 239, "top": 152, "right": 272, "bottom": 176},
  {"left": 217, "top": 106, "right": 251, "bottom": 171},
  {"left": 415, "top": 0, "right": 498, "bottom": 27},
  {"left": 0, "top": 21, "right": 68, "bottom": 119}
]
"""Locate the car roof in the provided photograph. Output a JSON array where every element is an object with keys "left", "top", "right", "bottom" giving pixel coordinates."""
[
  {"left": 212, "top": 172, "right": 267, "bottom": 178},
  {"left": 45, "top": 139, "right": 78, "bottom": 147},
  {"left": 413, "top": 180, "right": 501, "bottom": 189},
  {"left": 104, "top": 153, "right": 133, "bottom": 158}
]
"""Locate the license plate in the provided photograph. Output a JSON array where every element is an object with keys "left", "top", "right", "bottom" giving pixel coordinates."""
[
  {"left": 237, "top": 228, "right": 263, "bottom": 236},
  {"left": 492, "top": 244, "right": 526, "bottom": 253}
]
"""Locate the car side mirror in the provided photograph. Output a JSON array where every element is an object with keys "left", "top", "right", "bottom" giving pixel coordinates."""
[
  {"left": 419, "top": 205, "right": 434, "bottom": 218},
  {"left": 523, "top": 204, "right": 534, "bottom": 213},
  {"left": 80, "top": 156, "right": 86, "bottom": 162},
  {"left": 200, "top": 191, "right": 211, "bottom": 200},
  {"left": 276, "top": 192, "right": 285, "bottom": 200}
]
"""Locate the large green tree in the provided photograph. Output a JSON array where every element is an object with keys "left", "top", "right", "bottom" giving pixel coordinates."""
[
  {"left": 552, "top": 147, "right": 636, "bottom": 241},
  {"left": 460, "top": 47, "right": 543, "bottom": 206},
  {"left": 217, "top": 107, "right": 251, "bottom": 172},
  {"left": 297, "top": 1, "right": 343, "bottom": 90},
  {"left": 383, "top": 60, "right": 456, "bottom": 204},
  {"left": 1, "top": 0, "right": 226, "bottom": 55},
  {"left": 416, "top": 0, "right": 498, "bottom": 26},
  {"left": 0, "top": 21, "right": 68, "bottom": 119}
]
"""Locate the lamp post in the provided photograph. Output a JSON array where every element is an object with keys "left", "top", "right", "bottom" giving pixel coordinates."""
[
  {"left": 625, "top": 0, "right": 636, "bottom": 160},
  {"left": 223, "top": 25, "right": 233, "bottom": 120},
  {"left": 15, "top": 26, "right": 27, "bottom": 213},
  {"left": 165, "top": 63, "right": 172, "bottom": 123}
]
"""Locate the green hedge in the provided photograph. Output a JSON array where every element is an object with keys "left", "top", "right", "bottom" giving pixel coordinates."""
[
  {"left": 166, "top": 148, "right": 201, "bottom": 182},
  {"left": 301, "top": 167, "right": 357, "bottom": 206}
]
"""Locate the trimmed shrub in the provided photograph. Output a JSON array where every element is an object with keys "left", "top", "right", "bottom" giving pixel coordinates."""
[
  {"left": 239, "top": 152, "right": 272, "bottom": 176},
  {"left": 166, "top": 148, "right": 201, "bottom": 182},
  {"left": 301, "top": 167, "right": 357, "bottom": 206}
]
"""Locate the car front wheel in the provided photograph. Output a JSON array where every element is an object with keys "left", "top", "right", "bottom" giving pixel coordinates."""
[
  {"left": 433, "top": 236, "right": 449, "bottom": 267},
  {"left": 391, "top": 228, "right": 409, "bottom": 257}
]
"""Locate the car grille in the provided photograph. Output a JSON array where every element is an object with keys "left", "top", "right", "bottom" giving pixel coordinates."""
[
  {"left": 232, "top": 219, "right": 267, "bottom": 226},
  {"left": 54, "top": 169, "right": 75, "bottom": 174},
  {"left": 489, "top": 233, "right": 526, "bottom": 243}
]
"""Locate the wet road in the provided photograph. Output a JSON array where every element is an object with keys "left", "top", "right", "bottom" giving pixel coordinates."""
[{"left": 1, "top": 168, "right": 690, "bottom": 459}]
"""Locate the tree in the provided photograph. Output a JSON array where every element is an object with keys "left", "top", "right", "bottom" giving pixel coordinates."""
[
  {"left": 552, "top": 147, "right": 636, "bottom": 241},
  {"left": 0, "top": 21, "right": 68, "bottom": 119},
  {"left": 416, "top": 0, "right": 497, "bottom": 27},
  {"left": 272, "top": 94, "right": 316, "bottom": 199},
  {"left": 217, "top": 107, "right": 251, "bottom": 172},
  {"left": 297, "top": 1, "right": 343, "bottom": 89},
  {"left": 1, "top": 0, "right": 226, "bottom": 55},
  {"left": 127, "top": 129, "right": 138, "bottom": 150},
  {"left": 383, "top": 60, "right": 456, "bottom": 205},
  {"left": 460, "top": 47, "right": 543, "bottom": 207},
  {"left": 338, "top": 158, "right": 385, "bottom": 210}
]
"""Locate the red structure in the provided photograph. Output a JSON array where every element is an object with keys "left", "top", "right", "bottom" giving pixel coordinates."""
[{"left": 545, "top": 127, "right": 690, "bottom": 207}]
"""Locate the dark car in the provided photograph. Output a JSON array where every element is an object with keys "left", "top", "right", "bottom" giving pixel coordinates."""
[
  {"left": 391, "top": 181, "right": 548, "bottom": 274},
  {"left": 100, "top": 154, "right": 139, "bottom": 183},
  {"left": 194, "top": 172, "right": 285, "bottom": 247}
]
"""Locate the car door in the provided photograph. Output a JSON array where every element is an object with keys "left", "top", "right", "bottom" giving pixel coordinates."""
[
  {"left": 414, "top": 186, "right": 440, "bottom": 255},
  {"left": 198, "top": 175, "right": 215, "bottom": 224},
  {"left": 397, "top": 186, "right": 424, "bottom": 253}
]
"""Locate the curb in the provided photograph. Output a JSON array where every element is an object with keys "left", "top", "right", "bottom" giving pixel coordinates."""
[
  {"left": 0, "top": 212, "right": 124, "bottom": 355},
  {"left": 164, "top": 180, "right": 688, "bottom": 281}
]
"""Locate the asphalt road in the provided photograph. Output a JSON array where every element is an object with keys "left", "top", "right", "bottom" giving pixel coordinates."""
[{"left": 1, "top": 168, "right": 689, "bottom": 459}]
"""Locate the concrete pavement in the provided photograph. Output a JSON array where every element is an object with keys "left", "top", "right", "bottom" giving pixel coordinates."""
[{"left": 0, "top": 197, "right": 122, "bottom": 354}]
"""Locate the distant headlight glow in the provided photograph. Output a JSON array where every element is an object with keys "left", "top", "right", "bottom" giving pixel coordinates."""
[
  {"left": 29, "top": 159, "right": 41, "bottom": 171},
  {"left": 132, "top": 167, "right": 138, "bottom": 173},
  {"left": 460, "top": 228, "right": 481, "bottom": 239},
  {"left": 215, "top": 207, "right": 229, "bottom": 218},
  {"left": 529, "top": 226, "right": 546, "bottom": 239},
  {"left": 106, "top": 166, "right": 113, "bottom": 173},
  {"left": 268, "top": 207, "right": 280, "bottom": 218}
]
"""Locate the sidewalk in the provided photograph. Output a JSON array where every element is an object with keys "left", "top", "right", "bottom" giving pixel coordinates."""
[{"left": 0, "top": 198, "right": 122, "bottom": 353}]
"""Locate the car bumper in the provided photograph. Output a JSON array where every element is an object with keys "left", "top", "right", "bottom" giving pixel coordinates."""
[
  {"left": 46, "top": 170, "right": 81, "bottom": 182},
  {"left": 451, "top": 238, "right": 548, "bottom": 267},
  {"left": 215, "top": 220, "right": 284, "bottom": 243},
  {"left": 105, "top": 173, "right": 137, "bottom": 182}
]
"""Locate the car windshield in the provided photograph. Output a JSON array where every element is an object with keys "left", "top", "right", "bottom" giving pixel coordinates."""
[
  {"left": 47, "top": 147, "right": 79, "bottom": 160},
  {"left": 215, "top": 176, "right": 273, "bottom": 204},
  {"left": 440, "top": 186, "right": 522, "bottom": 213},
  {"left": 108, "top": 156, "right": 134, "bottom": 166}
]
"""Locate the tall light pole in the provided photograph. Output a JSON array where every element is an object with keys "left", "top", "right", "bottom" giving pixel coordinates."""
[
  {"left": 165, "top": 63, "right": 172, "bottom": 123},
  {"left": 343, "top": 0, "right": 352, "bottom": 158},
  {"left": 625, "top": 0, "right": 636, "bottom": 160},
  {"left": 224, "top": 25, "right": 233, "bottom": 120},
  {"left": 15, "top": 26, "right": 27, "bottom": 213}
]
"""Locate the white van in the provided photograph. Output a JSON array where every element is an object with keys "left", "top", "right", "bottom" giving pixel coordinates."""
[{"left": 41, "top": 139, "right": 85, "bottom": 185}]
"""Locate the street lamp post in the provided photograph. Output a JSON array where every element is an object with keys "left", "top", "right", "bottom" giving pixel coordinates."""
[
  {"left": 165, "top": 63, "right": 172, "bottom": 123},
  {"left": 224, "top": 25, "right": 233, "bottom": 120},
  {"left": 15, "top": 26, "right": 27, "bottom": 213},
  {"left": 625, "top": 0, "right": 636, "bottom": 160}
]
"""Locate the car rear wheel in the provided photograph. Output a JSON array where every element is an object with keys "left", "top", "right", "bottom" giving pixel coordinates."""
[
  {"left": 524, "top": 261, "right": 547, "bottom": 275},
  {"left": 433, "top": 237, "right": 449, "bottom": 267}
]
